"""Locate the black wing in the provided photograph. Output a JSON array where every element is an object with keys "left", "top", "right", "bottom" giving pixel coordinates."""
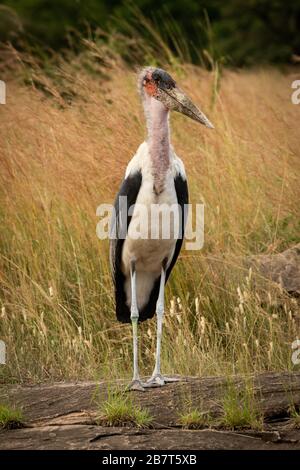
[
  {"left": 166, "top": 174, "right": 189, "bottom": 281},
  {"left": 110, "top": 171, "right": 142, "bottom": 323}
]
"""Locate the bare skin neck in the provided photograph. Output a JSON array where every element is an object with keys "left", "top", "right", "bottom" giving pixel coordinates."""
[{"left": 144, "top": 97, "right": 170, "bottom": 195}]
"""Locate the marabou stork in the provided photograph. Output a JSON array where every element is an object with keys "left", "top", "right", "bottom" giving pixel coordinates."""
[{"left": 110, "top": 67, "right": 213, "bottom": 391}]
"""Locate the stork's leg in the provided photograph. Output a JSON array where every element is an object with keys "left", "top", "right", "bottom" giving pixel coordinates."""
[
  {"left": 147, "top": 264, "right": 181, "bottom": 387},
  {"left": 128, "top": 261, "right": 145, "bottom": 392}
]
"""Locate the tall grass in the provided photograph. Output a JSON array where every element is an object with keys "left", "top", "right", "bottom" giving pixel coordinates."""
[{"left": 0, "top": 34, "right": 299, "bottom": 384}]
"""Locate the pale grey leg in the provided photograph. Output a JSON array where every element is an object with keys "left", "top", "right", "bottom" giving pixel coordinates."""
[
  {"left": 128, "top": 261, "right": 145, "bottom": 391},
  {"left": 151, "top": 265, "right": 166, "bottom": 384},
  {"left": 147, "top": 265, "right": 181, "bottom": 386}
]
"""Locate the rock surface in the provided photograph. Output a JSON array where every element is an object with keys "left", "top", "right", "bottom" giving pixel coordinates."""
[
  {"left": 1, "top": 372, "right": 300, "bottom": 449},
  {"left": 247, "top": 243, "right": 300, "bottom": 296}
]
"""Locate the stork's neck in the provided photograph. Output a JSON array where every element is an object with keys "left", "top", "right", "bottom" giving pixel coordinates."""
[{"left": 145, "top": 98, "right": 170, "bottom": 195}]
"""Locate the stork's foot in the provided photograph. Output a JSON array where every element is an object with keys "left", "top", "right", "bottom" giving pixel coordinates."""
[
  {"left": 146, "top": 373, "right": 181, "bottom": 387},
  {"left": 127, "top": 379, "right": 146, "bottom": 392}
]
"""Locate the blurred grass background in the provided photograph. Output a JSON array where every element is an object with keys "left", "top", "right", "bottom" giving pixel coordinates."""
[
  {"left": 0, "top": 2, "right": 299, "bottom": 384},
  {"left": 0, "top": 0, "right": 300, "bottom": 66}
]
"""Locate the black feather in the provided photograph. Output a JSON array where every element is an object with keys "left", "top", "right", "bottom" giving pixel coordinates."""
[
  {"left": 110, "top": 171, "right": 142, "bottom": 323},
  {"left": 166, "top": 174, "right": 189, "bottom": 281}
]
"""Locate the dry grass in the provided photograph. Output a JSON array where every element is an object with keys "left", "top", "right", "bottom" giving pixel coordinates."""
[{"left": 0, "top": 42, "right": 299, "bottom": 384}]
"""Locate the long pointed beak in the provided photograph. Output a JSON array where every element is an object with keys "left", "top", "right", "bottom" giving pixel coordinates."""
[{"left": 159, "top": 86, "right": 214, "bottom": 129}]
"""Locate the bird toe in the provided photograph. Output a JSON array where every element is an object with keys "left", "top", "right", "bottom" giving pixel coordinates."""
[
  {"left": 146, "top": 374, "right": 165, "bottom": 386},
  {"left": 127, "top": 379, "right": 146, "bottom": 392}
]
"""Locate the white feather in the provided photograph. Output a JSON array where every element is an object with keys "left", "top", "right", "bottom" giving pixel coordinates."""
[{"left": 122, "top": 141, "right": 186, "bottom": 310}]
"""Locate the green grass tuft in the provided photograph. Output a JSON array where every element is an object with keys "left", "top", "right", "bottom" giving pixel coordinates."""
[
  {"left": 97, "top": 389, "right": 153, "bottom": 428},
  {"left": 178, "top": 409, "right": 212, "bottom": 429},
  {"left": 219, "top": 381, "right": 263, "bottom": 430},
  {"left": 0, "top": 404, "right": 24, "bottom": 430},
  {"left": 289, "top": 405, "right": 300, "bottom": 429}
]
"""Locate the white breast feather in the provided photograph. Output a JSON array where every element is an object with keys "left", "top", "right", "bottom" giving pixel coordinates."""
[{"left": 122, "top": 141, "right": 186, "bottom": 310}]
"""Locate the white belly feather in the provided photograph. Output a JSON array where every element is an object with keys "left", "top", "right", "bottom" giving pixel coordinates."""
[{"left": 121, "top": 142, "right": 185, "bottom": 310}]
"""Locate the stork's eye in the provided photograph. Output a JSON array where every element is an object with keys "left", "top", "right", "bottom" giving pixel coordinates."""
[{"left": 152, "top": 71, "right": 160, "bottom": 82}]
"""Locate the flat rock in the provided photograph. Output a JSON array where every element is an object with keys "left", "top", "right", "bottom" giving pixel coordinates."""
[
  {"left": 247, "top": 243, "right": 300, "bottom": 296},
  {"left": 1, "top": 425, "right": 300, "bottom": 450},
  {"left": 1, "top": 372, "right": 300, "bottom": 449}
]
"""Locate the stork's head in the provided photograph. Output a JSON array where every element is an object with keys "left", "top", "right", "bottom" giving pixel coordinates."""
[{"left": 139, "top": 67, "right": 214, "bottom": 128}]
